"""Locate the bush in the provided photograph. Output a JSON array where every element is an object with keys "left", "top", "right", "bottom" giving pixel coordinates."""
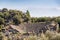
[{"left": 24, "top": 36, "right": 37, "bottom": 40}]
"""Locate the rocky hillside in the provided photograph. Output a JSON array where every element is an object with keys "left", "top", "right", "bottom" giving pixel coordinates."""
[{"left": 0, "top": 8, "right": 60, "bottom": 40}]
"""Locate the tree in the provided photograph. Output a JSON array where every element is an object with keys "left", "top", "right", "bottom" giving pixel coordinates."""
[
  {"left": 26, "top": 10, "right": 30, "bottom": 18},
  {"left": 2, "top": 8, "right": 8, "bottom": 12},
  {"left": 4, "top": 12, "right": 10, "bottom": 19},
  {"left": 31, "top": 17, "right": 38, "bottom": 23},
  {"left": 0, "top": 17, "right": 4, "bottom": 25},
  {"left": 13, "top": 15, "right": 23, "bottom": 25},
  {"left": 26, "top": 10, "right": 31, "bottom": 23},
  {"left": 55, "top": 17, "right": 60, "bottom": 26},
  {"left": 0, "top": 12, "right": 4, "bottom": 18}
]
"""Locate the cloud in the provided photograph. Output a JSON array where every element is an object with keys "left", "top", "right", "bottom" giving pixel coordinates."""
[
  {"left": 0, "top": 0, "right": 60, "bottom": 17},
  {"left": 28, "top": 7, "right": 60, "bottom": 17}
]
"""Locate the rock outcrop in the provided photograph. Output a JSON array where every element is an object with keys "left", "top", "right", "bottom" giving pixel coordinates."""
[{"left": 9, "top": 21, "right": 59, "bottom": 34}]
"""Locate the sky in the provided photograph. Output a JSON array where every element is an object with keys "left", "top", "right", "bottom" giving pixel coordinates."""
[{"left": 0, "top": 0, "right": 60, "bottom": 17}]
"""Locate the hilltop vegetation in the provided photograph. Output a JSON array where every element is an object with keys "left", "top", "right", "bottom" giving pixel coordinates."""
[{"left": 0, "top": 8, "right": 60, "bottom": 25}]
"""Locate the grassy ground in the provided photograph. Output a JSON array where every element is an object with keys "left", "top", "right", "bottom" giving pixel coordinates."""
[
  {"left": 1, "top": 30, "right": 60, "bottom": 40},
  {"left": 24, "top": 30, "right": 60, "bottom": 40}
]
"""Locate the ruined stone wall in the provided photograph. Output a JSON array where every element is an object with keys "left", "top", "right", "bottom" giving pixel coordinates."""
[{"left": 10, "top": 21, "right": 59, "bottom": 34}]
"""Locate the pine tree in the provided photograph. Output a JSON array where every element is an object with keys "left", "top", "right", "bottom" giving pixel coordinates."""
[{"left": 26, "top": 10, "right": 31, "bottom": 23}]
